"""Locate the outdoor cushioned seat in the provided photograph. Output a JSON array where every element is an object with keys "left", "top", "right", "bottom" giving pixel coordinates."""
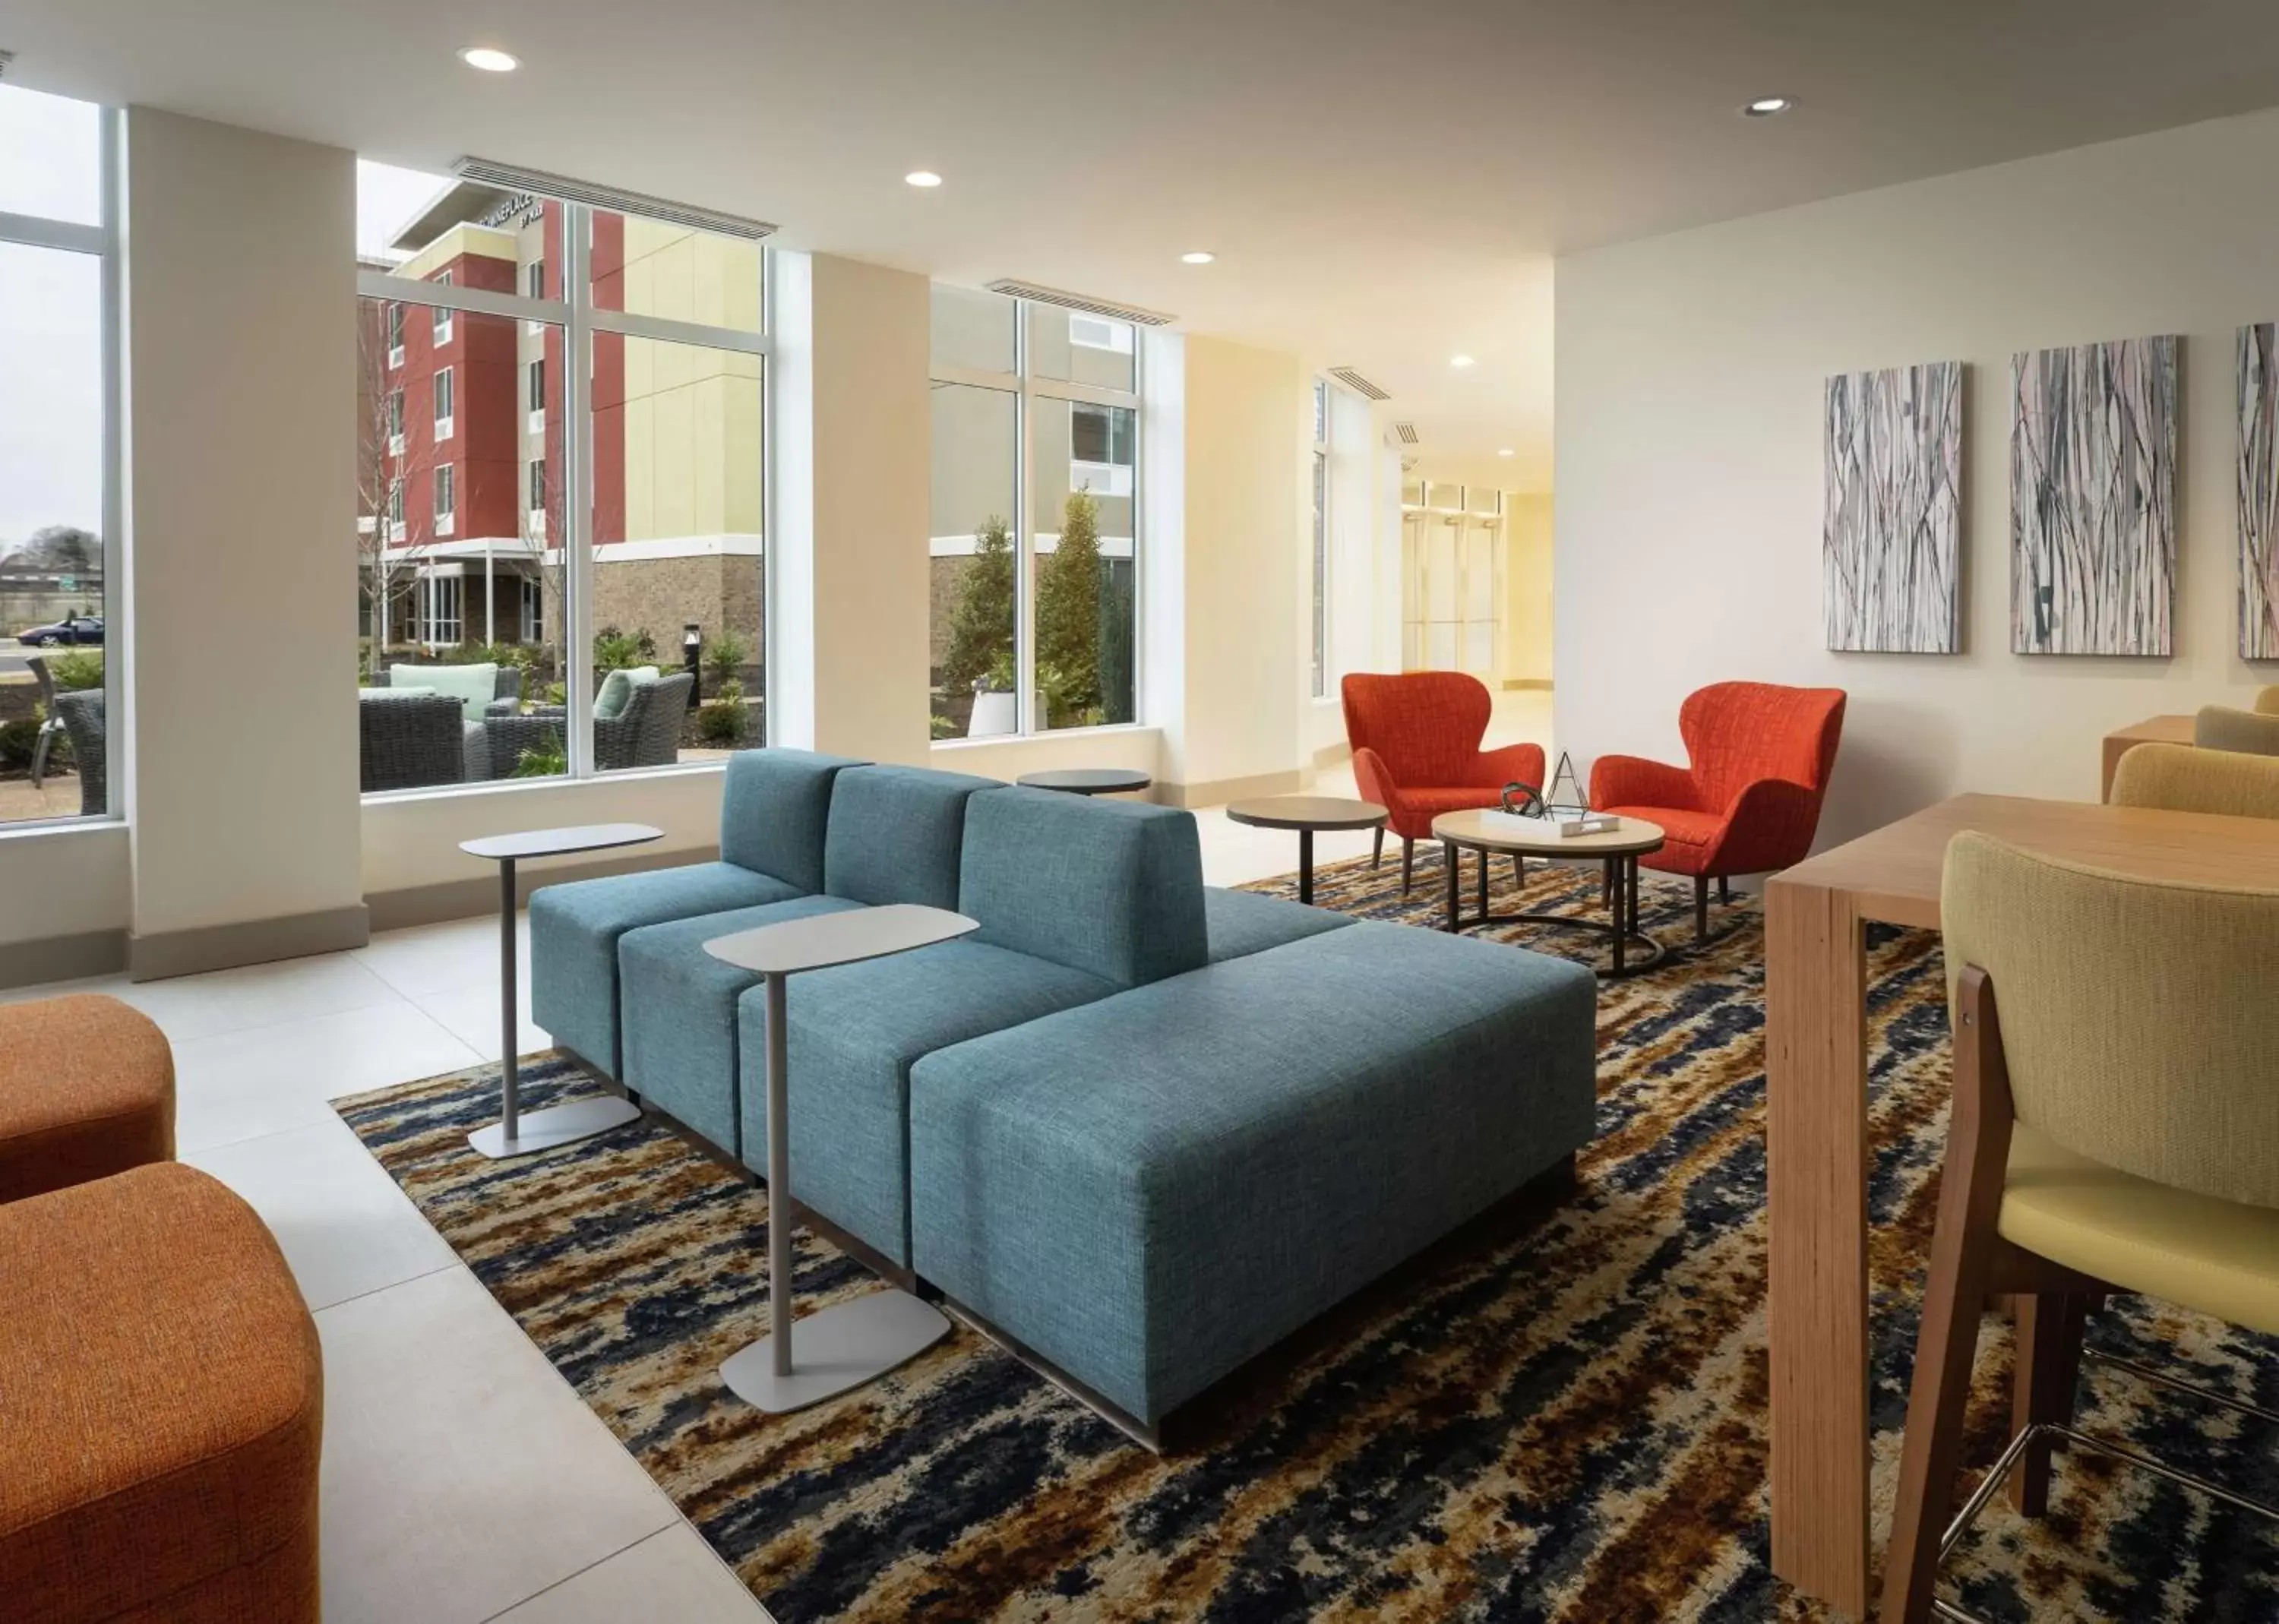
[
  {"left": 530, "top": 747, "right": 862, "bottom": 1075},
  {"left": 1203, "top": 885, "right": 1354, "bottom": 964},
  {"left": 1, "top": 1162, "right": 321, "bottom": 1622},
  {"left": 908, "top": 919, "right": 1598, "bottom": 1424},
  {"left": 738, "top": 940, "right": 1115, "bottom": 1263},
  {"left": 0, "top": 993, "right": 173, "bottom": 1202},
  {"left": 616, "top": 764, "right": 1000, "bottom": 1156}
]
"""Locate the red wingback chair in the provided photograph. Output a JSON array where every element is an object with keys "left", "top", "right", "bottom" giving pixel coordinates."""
[
  {"left": 1342, "top": 672, "right": 1547, "bottom": 893},
  {"left": 1590, "top": 681, "right": 1847, "bottom": 941}
]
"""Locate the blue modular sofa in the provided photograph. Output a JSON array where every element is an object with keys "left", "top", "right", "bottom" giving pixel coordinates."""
[{"left": 531, "top": 749, "right": 1597, "bottom": 1430}]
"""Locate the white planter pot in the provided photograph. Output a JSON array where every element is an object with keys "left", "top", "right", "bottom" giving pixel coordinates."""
[{"left": 968, "top": 690, "right": 1017, "bottom": 738}]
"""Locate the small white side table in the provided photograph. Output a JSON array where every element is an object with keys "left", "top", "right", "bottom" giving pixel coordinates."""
[
  {"left": 703, "top": 903, "right": 979, "bottom": 1413},
  {"left": 460, "top": 823, "right": 662, "bottom": 1159}
]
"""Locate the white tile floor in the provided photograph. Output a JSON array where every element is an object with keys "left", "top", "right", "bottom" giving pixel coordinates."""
[{"left": 2, "top": 689, "right": 1554, "bottom": 1624}]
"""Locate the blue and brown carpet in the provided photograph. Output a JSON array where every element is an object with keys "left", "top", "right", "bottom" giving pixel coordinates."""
[{"left": 337, "top": 855, "right": 2279, "bottom": 1621}]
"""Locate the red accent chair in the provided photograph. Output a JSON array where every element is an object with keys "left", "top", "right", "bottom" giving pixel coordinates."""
[
  {"left": 1342, "top": 672, "right": 1547, "bottom": 893},
  {"left": 1589, "top": 681, "right": 1847, "bottom": 941}
]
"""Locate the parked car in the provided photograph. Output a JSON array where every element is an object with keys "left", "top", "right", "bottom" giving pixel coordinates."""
[{"left": 17, "top": 613, "right": 103, "bottom": 646}]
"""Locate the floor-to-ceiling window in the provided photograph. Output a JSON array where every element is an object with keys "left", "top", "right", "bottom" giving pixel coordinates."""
[
  {"left": 0, "top": 85, "right": 115, "bottom": 826},
  {"left": 355, "top": 162, "right": 767, "bottom": 791},
  {"left": 928, "top": 285, "right": 1140, "bottom": 740}
]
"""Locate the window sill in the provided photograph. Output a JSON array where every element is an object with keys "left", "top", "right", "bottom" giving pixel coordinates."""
[
  {"left": 930, "top": 723, "right": 1160, "bottom": 754},
  {"left": 360, "top": 759, "right": 730, "bottom": 807},
  {"left": 0, "top": 814, "right": 126, "bottom": 842}
]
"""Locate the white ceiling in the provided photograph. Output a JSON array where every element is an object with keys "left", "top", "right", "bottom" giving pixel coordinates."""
[{"left": 11, "top": 0, "right": 2279, "bottom": 488}]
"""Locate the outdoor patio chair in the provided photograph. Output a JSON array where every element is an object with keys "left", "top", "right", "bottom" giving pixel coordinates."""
[
  {"left": 52, "top": 690, "right": 105, "bottom": 817},
  {"left": 359, "top": 692, "right": 476, "bottom": 791},
  {"left": 482, "top": 671, "right": 694, "bottom": 776},
  {"left": 25, "top": 657, "right": 63, "bottom": 789}
]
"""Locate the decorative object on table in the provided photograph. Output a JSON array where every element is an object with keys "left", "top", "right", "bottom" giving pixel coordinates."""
[
  {"left": 1341, "top": 671, "right": 1546, "bottom": 894},
  {"left": 1544, "top": 749, "right": 1588, "bottom": 813},
  {"left": 1590, "top": 681, "right": 1846, "bottom": 943},
  {"left": 1823, "top": 359, "right": 1963, "bottom": 653},
  {"left": 1500, "top": 780, "right": 1545, "bottom": 817},
  {"left": 2011, "top": 335, "right": 2178, "bottom": 656},
  {"left": 1225, "top": 795, "right": 1387, "bottom": 905},
  {"left": 2239, "top": 324, "right": 2279, "bottom": 659},
  {"left": 1015, "top": 767, "right": 1152, "bottom": 796},
  {"left": 702, "top": 904, "right": 980, "bottom": 1413},
  {"left": 460, "top": 823, "right": 662, "bottom": 1158},
  {"left": 1433, "top": 807, "right": 1666, "bottom": 977}
]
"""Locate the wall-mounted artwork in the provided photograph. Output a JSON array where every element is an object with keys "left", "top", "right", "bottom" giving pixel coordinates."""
[
  {"left": 2239, "top": 324, "right": 2279, "bottom": 659},
  {"left": 1823, "top": 361, "right": 1962, "bottom": 652},
  {"left": 2010, "top": 336, "right": 2177, "bottom": 656}
]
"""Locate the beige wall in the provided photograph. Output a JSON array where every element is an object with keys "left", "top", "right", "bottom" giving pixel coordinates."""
[
  {"left": 770, "top": 251, "right": 931, "bottom": 766},
  {"left": 1503, "top": 493, "right": 1553, "bottom": 685},
  {"left": 1556, "top": 106, "right": 2279, "bottom": 845},
  {"left": 122, "top": 109, "right": 365, "bottom": 959}
]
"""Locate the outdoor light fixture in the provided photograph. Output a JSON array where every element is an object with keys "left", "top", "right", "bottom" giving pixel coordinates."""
[
  {"left": 459, "top": 46, "right": 520, "bottom": 72},
  {"left": 1181, "top": 251, "right": 1215, "bottom": 264},
  {"left": 1743, "top": 96, "right": 1795, "bottom": 117},
  {"left": 905, "top": 170, "right": 944, "bottom": 188}
]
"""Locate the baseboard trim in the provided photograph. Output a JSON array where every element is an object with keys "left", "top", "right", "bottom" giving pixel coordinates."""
[
  {"left": 1500, "top": 678, "right": 1554, "bottom": 692},
  {"left": 365, "top": 843, "right": 716, "bottom": 934},
  {"left": 128, "top": 903, "right": 371, "bottom": 982},
  {"left": 1311, "top": 739, "right": 1352, "bottom": 772},
  {"left": 1158, "top": 768, "right": 1305, "bottom": 809},
  {"left": 0, "top": 927, "right": 128, "bottom": 991}
]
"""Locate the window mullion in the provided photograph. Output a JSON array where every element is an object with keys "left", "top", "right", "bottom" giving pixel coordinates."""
[
  {"left": 1015, "top": 332, "right": 1038, "bottom": 738},
  {"left": 565, "top": 207, "right": 597, "bottom": 778}
]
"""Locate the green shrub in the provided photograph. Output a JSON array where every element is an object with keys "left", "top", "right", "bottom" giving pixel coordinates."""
[
  {"left": 49, "top": 650, "right": 103, "bottom": 691},
  {"left": 696, "top": 700, "right": 748, "bottom": 745},
  {"left": 512, "top": 737, "right": 567, "bottom": 777},
  {"left": 1035, "top": 489, "right": 1102, "bottom": 723},
  {"left": 929, "top": 712, "right": 959, "bottom": 741},
  {"left": 941, "top": 514, "right": 1014, "bottom": 696},
  {"left": 0, "top": 716, "right": 42, "bottom": 770},
  {"left": 702, "top": 630, "right": 749, "bottom": 687},
  {"left": 593, "top": 626, "right": 656, "bottom": 673}
]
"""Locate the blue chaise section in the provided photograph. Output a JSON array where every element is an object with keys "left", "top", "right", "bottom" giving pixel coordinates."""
[
  {"left": 906, "top": 920, "right": 1599, "bottom": 1424},
  {"left": 735, "top": 786, "right": 1209, "bottom": 1266},
  {"left": 528, "top": 747, "right": 861, "bottom": 1076},
  {"left": 1203, "top": 886, "right": 1354, "bottom": 963}
]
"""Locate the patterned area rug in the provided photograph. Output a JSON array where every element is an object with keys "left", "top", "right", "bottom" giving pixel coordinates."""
[{"left": 336, "top": 855, "right": 2279, "bottom": 1622}]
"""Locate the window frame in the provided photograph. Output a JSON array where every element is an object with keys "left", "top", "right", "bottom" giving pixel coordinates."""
[
  {"left": 357, "top": 195, "right": 770, "bottom": 788},
  {"left": 0, "top": 91, "right": 120, "bottom": 829},
  {"left": 1311, "top": 378, "right": 1331, "bottom": 700},
  {"left": 928, "top": 289, "right": 1143, "bottom": 738},
  {"left": 431, "top": 462, "right": 456, "bottom": 535},
  {"left": 432, "top": 365, "right": 454, "bottom": 441},
  {"left": 431, "top": 269, "right": 454, "bottom": 342}
]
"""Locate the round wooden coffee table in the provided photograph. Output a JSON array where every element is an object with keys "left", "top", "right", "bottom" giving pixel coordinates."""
[
  {"left": 1226, "top": 795, "right": 1387, "bottom": 905},
  {"left": 1430, "top": 808, "right": 1667, "bottom": 977}
]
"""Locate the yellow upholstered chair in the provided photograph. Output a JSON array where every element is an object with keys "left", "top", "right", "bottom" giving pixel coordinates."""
[
  {"left": 2195, "top": 703, "right": 2279, "bottom": 757},
  {"left": 2109, "top": 740, "right": 2279, "bottom": 820},
  {"left": 2257, "top": 685, "right": 2279, "bottom": 716},
  {"left": 1879, "top": 834, "right": 2279, "bottom": 1624}
]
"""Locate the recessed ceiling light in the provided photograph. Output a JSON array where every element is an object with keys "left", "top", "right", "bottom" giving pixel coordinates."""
[
  {"left": 1742, "top": 96, "right": 1795, "bottom": 117},
  {"left": 1497, "top": 447, "right": 1515, "bottom": 458},
  {"left": 458, "top": 46, "right": 520, "bottom": 72},
  {"left": 905, "top": 170, "right": 944, "bottom": 188},
  {"left": 1450, "top": 354, "right": 1476, "bottom": 368},
  {"left": 1181, "top": 251, "right": 1215, "bottom": 265}
]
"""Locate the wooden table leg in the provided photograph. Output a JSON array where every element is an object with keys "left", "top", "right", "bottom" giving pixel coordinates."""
[{"left": 1765, "top": 876, "right": 1872, "bottom": 1616}]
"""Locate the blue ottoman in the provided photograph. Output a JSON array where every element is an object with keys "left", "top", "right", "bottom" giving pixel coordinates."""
[{"left": 907, "top": 921, "right": 1598, "bottom": 1425}]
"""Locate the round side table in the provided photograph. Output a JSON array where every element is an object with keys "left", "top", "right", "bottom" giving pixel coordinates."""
[
  {"left": 1226, "top": 795, "right": 1388, "bottom": 905},
  {"left": 1430, "top": 809, "right": 1667, "bottom": 978},
  {"left": 1016, "top": 768, "right": 1153, "bottom": 796}
]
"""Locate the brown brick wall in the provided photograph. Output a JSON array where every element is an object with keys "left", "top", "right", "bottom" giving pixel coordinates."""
[{"left": 592, "top": 554, "right": 763, "bottom": 678}]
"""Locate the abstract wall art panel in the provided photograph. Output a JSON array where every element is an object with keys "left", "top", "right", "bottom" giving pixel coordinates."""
[
  {"left": 1823, "top": 361, "right": 1962, "bottom": 652},
  {"left": 2010, "top": 336, "right": 2176, "bottom": 656},
  {"left": 2239, "top": 324, "right": 2279, "bottom": 660}
]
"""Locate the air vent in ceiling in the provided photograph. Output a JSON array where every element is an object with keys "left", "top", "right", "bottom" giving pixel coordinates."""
[
  {"left": 985, "top": 280, "right": 1176, "bottom": 327},
  {"left": 1392, "top": 422, "right": 1421, "bottom": 445},
  {"left": 454, "top": 157, "right": 776, "bottom": 240},
  {"left": 1328, "top": 367, "right": 1390, "bottom": 401}
]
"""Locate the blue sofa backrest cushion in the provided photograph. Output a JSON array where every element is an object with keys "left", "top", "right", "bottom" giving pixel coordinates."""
[
  {"left": 719, "top": 747, "right": 866, "bottom": 892},
  {"left": 824, "top": 765, "right": 1002, "bottom": 909},
  {"left": 958, "top": 788, "right": 1207, "bottom": 989}
]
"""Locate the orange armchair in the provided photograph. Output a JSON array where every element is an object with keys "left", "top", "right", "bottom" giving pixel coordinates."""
[
  {"left": 1590, "top": 681, "right": 1846, "bottom": 940},
  {"left": 1342, "top": 672, "right": 1547, "bottom": 893}
]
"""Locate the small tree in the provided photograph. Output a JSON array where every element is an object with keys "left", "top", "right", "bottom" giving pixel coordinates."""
[
  {"left": 1035, "top": 488, "right": 1102, "bottom": 723},
  {"left": 941, "top": 513, "right": 1014, "bottom": 695}
]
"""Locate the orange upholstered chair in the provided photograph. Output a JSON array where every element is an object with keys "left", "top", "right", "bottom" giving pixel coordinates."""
[
  {"left": 1342, "top": 671, "right": 1547, "bottom": 892},
  {"left": 1590, "top": 681, "right": 1847, "bottom": 941}
]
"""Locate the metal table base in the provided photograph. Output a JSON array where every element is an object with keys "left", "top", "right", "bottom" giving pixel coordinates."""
[{"left": 1440, "top": 841, "right": 1667, "bottom": 978}]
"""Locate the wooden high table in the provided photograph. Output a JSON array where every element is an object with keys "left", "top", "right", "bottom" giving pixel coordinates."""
[
  {"left": 2099, "top": 713, "right": 2194, "bottom": 800},
  {"left": 1765, "top": 792, "right": 2279, "bottom": 1616}
]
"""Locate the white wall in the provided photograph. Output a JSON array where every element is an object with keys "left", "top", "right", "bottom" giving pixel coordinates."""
[
  {"left": 122, "top": 109, "right": 365, "bottom": 956},
  {"left": 1503, "top": 493, "right": 1553, "bottom": 686},
  {"left": 1556, "top": 108, "right": 2279, "bottom": 845}
]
